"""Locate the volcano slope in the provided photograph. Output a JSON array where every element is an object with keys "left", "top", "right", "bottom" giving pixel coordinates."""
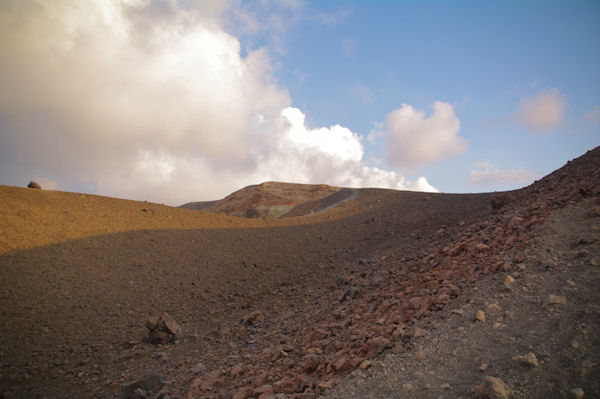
[{"left": 0, "top": 147, "right": 598, "bottom": 399}]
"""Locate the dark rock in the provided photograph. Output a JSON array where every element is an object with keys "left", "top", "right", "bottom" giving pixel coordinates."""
[{"left": 27, "top": 181, "right": 41, "bottom": 189}]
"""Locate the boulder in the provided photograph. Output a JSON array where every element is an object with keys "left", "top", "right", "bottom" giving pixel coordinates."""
[
  {"left": 146, "top": 313, "right": 182, "bottom": 344},
  {"left": 474, "top": 376, "right": 512, "bottom": 399},
  {"left": 27, "top": 181, "right": 41, "bottom": 189}
]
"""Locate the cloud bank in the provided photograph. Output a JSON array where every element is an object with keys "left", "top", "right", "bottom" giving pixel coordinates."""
[
  {"left": 516, "top": 88, "right": 565, "bottom": 132},
  {"left": 467, "top": 161, "right": 535, "bottom": 187},
  {"left": 385, "top": 102, "right": 468, "bottom": 168},
  {"left": 0, "top": 0, "right": 436, "bottom": 204}
]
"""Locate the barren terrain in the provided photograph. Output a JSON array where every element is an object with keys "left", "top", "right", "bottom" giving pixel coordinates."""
[{"left": 0, "top": 147, "right": 599, "bottom": 399}]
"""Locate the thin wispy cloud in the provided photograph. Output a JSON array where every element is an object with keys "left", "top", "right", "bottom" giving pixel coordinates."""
[
  {"left": 584, "top": 105, "right": 600, "bottom": 124},
  {"left": 467, "top": 162, "right": 535, "bottom": 186}
]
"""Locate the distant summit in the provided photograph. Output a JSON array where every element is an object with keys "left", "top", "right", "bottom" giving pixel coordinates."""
[{"left": 180, "top": 181, "right": 351, "bottom": 218}]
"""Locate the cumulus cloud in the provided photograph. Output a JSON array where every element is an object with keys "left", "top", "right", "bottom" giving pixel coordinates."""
[
  {"left": 516, "top": 88, "right": 565, "bottom": 132},
  {"left": 385, "top": 102, "right": 468, "bottom": 168},
  {"left": 251, "top": 107, "right": 438, "bottom": 193},
  {"left": 467, "top": 162, "right": 535, "bottom": 186},
  {"left": 0, "top": 0, "right": 437, "bottom": 204}
]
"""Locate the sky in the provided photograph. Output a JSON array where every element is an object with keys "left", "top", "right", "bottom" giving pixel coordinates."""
[{"left": 0, "top": 0, "right": 598, "bottom": 205}]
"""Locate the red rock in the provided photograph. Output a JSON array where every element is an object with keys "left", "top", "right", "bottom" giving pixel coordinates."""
[
  {"left": 307, "top": 328, "right": 329, "bottom": 342},
  {"left": 254, "top": 384, "right": 274, "bottom": 395},
  {"left": 231, "top": 386, "right": 254, "bottom": 399},
  {"left": 145, "top": 313, "right": 182, "bottom": 344},
  {"left": 273, "top": 377, "right": 295, "bottom": 394},
  {"left": 362, "top": 336, "right": 391, "bottom": 356},
  {"left": 433, "top": 294, "right": 451, "bottom": 305},
  {"left": 475, "top": 243, "right": 490, "bottom": 251},
  {"left": 300, "top": 354, "right": 321, "bottom": 372},
  {"left": 253, "top": 371, "right": 269, "bottom": 387},
  {"left": 317, "top": 380, "right": 335, "bottom": 391},
  {"left": 334, "top": 356, "right": 353, "bottom": 372},
  {"left": 186, "top": 377, "right": 212, "bottom": 398},
  {"left": 293, "top": 374, "right": 314, "bottom": 392}
]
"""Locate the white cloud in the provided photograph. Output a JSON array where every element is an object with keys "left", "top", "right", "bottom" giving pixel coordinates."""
[
  {"left": 0, "top": 0, "right": 437, "bottom": 204},
  {"left": 385, "top": 102, "right": 468, "bottom": 168},
  {"left": 516, "top": 88, "right": 565, "bottom": 132},
  {"left": 584, "top": 105, "right": 600, "bottom": 124},
  {"left": 250, "top": 107, "right": 438, "bottom": 193},
  {"left": 467, "top": 161, "right": 535, "bottom": 186}
]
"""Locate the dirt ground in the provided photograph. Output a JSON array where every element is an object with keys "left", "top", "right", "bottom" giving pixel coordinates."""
[{"left": 0, "top": 147, "right": 598, "bottom": 399}]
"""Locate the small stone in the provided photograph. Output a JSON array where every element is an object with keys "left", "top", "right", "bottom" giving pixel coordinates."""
[
  {"left": 362, "top": 336, "right": 391, "bottom": 356},
  {"left": 474, "top": 376, "right": 511, "bottom": 399},
  {"left": 503, "top": 275, "right": 515, "bottom": 290},
  {"left": 543, "top": 294, "right": 567, "bottom": 306},
  {"left": 571, "top": 340, "right": 580, "bottom": 349},
  {"left": 300, "top": 354, "right": 321, "bottom": 372},
  {"left": 317, "top": 380, "right": 335, "bottom": 390},
  {"left": 334, "top": 356, "right": 353, "bottom": 372},
  {"left": 241, "top": 310, "right": 264, "bottom": 326},
  {"left": 413, "top": 327, "right": 429, "bottom": 337},
  {"left": 121, "top": 374, "right": 164, "bottom": 399},
  {"left": 402, "top": 382, "right": 414, "bottom": 391},
  {"left": 570, "top": 387, "right": 584, "bottom": 399},
  {"left": 567, "top": 280, "right": 576, "bottom": 287},
  {"left": 440, "top": 382, "right": 451, "bottom": 389},
  {"left": 254, "top": 385, "right": 274, "bottom": 395},
  {"left": 480, "top": 363, "right": 488, "bottom": 372},
  {"left": 415, "top": 351, "right": 426, "bottom": 361},
  {"left": 488, "top": 303, "right": 502, "bottom": 312},
  {"left": 476, "top": 310, "right": 486, "bottom": 322},
  {"left": 512, "top": 353, "right": 539, "bottom": 368},
  {"left": 476, "top": 243, "right": 490, "bottom": 251},
  {"left": 359, "top": 360, "right": 372, "bottom": 370},
  {"left": 231, "top": 386, "right": 254, "bottom": 399},
  {"left": 131, "top": 388, "right": 148, "bottom": 399}
]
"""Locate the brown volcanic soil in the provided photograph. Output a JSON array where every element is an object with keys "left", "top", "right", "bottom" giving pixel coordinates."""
[{"left": 0, "top": 147, "right": 599, "bottom": 399}]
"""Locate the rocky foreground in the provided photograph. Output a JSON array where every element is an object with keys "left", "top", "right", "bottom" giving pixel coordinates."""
[{"left": 0, "top": 148, "right": 598, "bottom": 399}]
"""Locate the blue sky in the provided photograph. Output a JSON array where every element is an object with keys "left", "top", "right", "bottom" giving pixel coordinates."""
[
  {"left": 0, "top": 1, "right": 598, "bottom": 204},
  {"left": 234, "top": 0, "right": 600, "bottom": 193}
]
